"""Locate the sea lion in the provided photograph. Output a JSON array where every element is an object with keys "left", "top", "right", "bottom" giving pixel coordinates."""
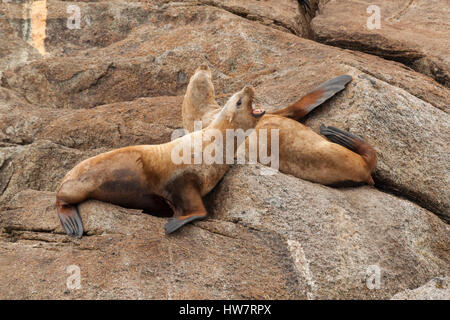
[
  {"left": 182, "top": 64, "right": 377, "bottom": 186},
  {"left": 253, "top": 116, "right": 376, "bottom": 185},
  {"left": 56, "top": 85, "right": 264, "bottom": 238}
]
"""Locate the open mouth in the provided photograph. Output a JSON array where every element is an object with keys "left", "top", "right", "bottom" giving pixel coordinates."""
[{"left": 252, "top": 107, "right": 266, "bottom": 118}]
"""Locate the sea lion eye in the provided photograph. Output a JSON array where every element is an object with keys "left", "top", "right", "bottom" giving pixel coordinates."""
[{"left": 237, "top": 99, "right": 242, "bottom": 107}]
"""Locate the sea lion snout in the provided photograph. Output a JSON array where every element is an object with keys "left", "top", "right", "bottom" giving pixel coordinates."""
[{"left": 252, "top": 108, "right": 265, "bottom": 118}]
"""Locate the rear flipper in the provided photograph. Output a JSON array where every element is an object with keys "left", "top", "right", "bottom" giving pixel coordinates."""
[
  {"left": 56, "top": 200, "right": 84, "bottom": 238},
  {"left": 320, "top": 124, "right": 378, "bottom": 174},
  {"left": 320, "top": 124, "right": 362, "bottom": 151},
  {"left": 270, "top": 75, "right": 352, "bottom": 121},
  {"left": 165, "top": 213, "right": 207, "bottom": 235}
]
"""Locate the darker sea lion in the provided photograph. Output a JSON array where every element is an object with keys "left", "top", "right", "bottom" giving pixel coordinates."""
[
  {"left": 182, "top": 64, "right": 376, "bottom": 186},
  {"left": 56, "top": 85, "right": 264, "bottom": 237}
]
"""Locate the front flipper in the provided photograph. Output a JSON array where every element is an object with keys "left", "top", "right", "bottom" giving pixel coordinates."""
[
  {"left": 270, "top": 75, "right": 352, "bottom": 121},
  {"left": 164, "top": 179, "right": 208, "bottom": 235},
  {"left": 165, "top": 213, "right": 207, "bottom": 235},
  {"left": 56, "top": 200, "right": 84, "bottom": 238}
]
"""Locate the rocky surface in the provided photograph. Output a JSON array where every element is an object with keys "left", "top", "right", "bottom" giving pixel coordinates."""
[
  {"left": 2, "top": 2, "right": 448, "bottom": 111},
  {"left": 1, "top": 166, "right": 449, "bottom": 299},
  {"left": 0, "top": 0, "right": 448, "bottom": 299},
  {"left": 1, "top": 189, "right": 299, "bottom": 299},
  {"left": 0, "top": 14, "right": 40, "bottom": 78},
  {"left": 0, "top": 94, "right": 183, "bottom": 148},
  {"left": 206, "top": 165, "right": 450, "bottom": 299},
  {"left": 312, "top": 0, "right": 450, "bottom": 87},
  {"left": 391, "top": 277, "right": 449, "bottom": 300}
]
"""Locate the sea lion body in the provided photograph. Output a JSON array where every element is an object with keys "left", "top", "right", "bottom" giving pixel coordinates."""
[
  {"left": 57, "top": 135, "right": 228, "bottom": 215},
  {"left": 183, "top": 64, "right": 376, "bottom": 186},
  {"left": 254, "top": 115, "right": 373, "bottom": 185},
  {"left": 56, "top": 85, "right": 262, "bottom": 237}
]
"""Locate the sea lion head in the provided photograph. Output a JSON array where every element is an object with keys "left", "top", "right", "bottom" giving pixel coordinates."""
[
  {"left": 188, "top": 63, "right": 215, "bottom": 104},
  {"left": 224, "top": 85, "right": 265, "bottom": 130}
]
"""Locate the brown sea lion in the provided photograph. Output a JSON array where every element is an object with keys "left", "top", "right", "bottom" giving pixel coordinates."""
[
  {"left": 56, "top": 85, "right": 264, "bottom": 237},
  {"left": 182, "top": 64, "right": 377, "bottom": 186},
  {"left": 253, "top": 115, "right": 376, "bottom": 185}
]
